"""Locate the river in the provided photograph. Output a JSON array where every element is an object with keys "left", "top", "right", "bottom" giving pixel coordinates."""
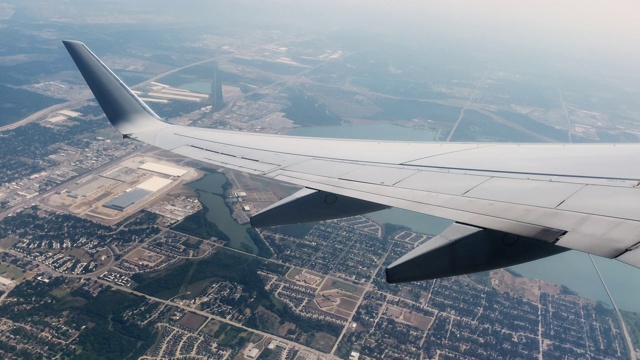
[{"left": 186, "top": 172, "right": 257, "bottom": 254}]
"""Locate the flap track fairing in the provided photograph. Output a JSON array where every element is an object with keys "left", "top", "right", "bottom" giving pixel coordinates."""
[
  {"left": 250, "top": 188, "right": 389, "bottom": 227},
  {"left": 386, "top": 222, "right": 568, "bottom": 283}
]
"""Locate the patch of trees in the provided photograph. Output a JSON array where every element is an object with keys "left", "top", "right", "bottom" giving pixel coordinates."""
[
  {"left": 247, "top": 228, "right": 273, "bottom": 259},
  {"left": 134, "top": 248, "right": 341, "bottom": 339},
  {"left": 74, "top": 290, "right": 155, "bottom": 360},
  {"left": 0, "top": 207, "right": 160, "bottom": 248},
  {"left": 283, "top": 88, "right": 342, "bottom": 126},
  {"left": 172, "top": 203, "right": 230, "bottom": 241},
  {"left": 559, "top": 285, "right": 578, "bottom": 296},
  {"left": 268, "top": 222, "right": 317, "bottom": 239},
  {"left": 383, "top": 223, "right": 411, "bottom": 237},
  {"left": 182, "top": 239, "right": 203, "bottom": 249}
]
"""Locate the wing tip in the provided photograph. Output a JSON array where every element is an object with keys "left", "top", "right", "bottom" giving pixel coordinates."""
[
  {"left": 62, "top": 40, "right": 85, "bottom": 52},
  {"left": 63, "top": 39, "right": 167, "bottom": 136}
]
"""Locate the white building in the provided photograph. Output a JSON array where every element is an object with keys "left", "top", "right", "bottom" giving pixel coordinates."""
[{"left": 0, "top": 276, "right": 15, "bottom": 291}]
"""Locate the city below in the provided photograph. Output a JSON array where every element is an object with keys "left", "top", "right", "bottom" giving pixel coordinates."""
[{"left": 1, "top": 2, "right": 640, "bottom": 359}]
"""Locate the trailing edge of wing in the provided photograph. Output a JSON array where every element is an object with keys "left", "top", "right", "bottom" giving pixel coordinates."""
[{"left": 62, "top": 40, "right": 169, "bottom": 137}]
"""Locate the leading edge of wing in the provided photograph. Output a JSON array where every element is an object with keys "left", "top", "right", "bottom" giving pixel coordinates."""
[
  {"left": 63, "top": 40, "right": 640, "bottom": 180},
  {"left": 62, "top": 40, "right": 170, "bottom": 138}
]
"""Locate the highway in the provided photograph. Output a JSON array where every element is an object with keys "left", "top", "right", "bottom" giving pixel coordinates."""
[{"left": 0, "top": 56, "right": 217, "bottom": 134}]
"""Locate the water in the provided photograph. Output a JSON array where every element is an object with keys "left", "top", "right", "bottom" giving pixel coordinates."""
[
  {"left": 366, "top": 208, "right": 451, "bottom": 235},
  {"left": 186, "top": 172, "right": 257, "bottom": 254},
  {"left": 512, "top": 252, "right": 640, "bottom": 312},
  {"left": 187, "top": 172, "right": 227, "bottom": 195},
  {"left": 178, "top": 81, "right": 212, "bottom": 94},
  {"left": 288, "top": 123, "right": 439, "bottom": 141},
  {"left": 373, "top": 209, "right": 640, "bottom": 312}
]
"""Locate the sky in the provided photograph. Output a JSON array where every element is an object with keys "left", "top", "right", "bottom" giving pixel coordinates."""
[
  {"left": 11, "top": 0, "right": 638, "bottom": 69},
  {"left": 159, "top": 0, "right": 639, "bottom": 73}
]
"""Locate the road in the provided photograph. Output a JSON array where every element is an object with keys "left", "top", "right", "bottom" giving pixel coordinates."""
[
  {"left": 557, "top": 87, "right": 573, "bottom": 143},
  {"left": 446, "top": 67, "right": 490, "bottom": 142},
  {"left": 1, "top": 229, "right": 332, "bottom": 359},
  {"left": 79, "top": 271, "right": 329, "bottom": 359},
  {"left": 0, "top": 50, "right": 231, "bottom": 221},
  {"left": 0, "top": 56, "right": 218, "bottom": 134},
  {"left": 0, "top": 99, "right": 88, "bottom": 132},
  {"left": 330, "top": 244, "right": 393, "bottom": 356},
  {"left": 589, "top": 255, "right": 637, "bottom": 360},
  {"left": 303, "top": 77, "right": 559, "bottom": 143}
]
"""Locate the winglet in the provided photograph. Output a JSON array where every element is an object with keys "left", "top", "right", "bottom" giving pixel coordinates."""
[{"left": 62, "top": 40, "right": 167, "bottom": 136}]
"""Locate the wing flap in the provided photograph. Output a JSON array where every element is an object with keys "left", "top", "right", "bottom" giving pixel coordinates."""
[
  {"left": 394, "top": 171, "right": 491, "bottom": 196},
  {"left": 274, "top": 169, "right": 640, "bottom": 258},
  {"left": 171, "top": 145, "right": 280, "bottom": 174},
  {"left": 557, "top": 185, "right": 640, "bottom": 221},
  {"left": 556, "top": 219, "right": 640, "bottom": 257},
  {"left": 272, "top": 171, "right": 568, "bottom": 242},
  {"left": 617, "top": 248, "right": 640, "bottom": 268},
  {"left": 339, "top": 166, "right": 418, "bottom": 186},
  {"left": 464, "top": 177, "right": 584, "bottom": 208}
]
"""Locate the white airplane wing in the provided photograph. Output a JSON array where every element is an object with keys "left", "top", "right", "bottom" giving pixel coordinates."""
[{"left": 63, "top": 40, "right": 640, "bottom": 282}]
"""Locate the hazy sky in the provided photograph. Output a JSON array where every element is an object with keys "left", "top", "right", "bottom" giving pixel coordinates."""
[
  {"left": 13, "top": 0, "right": 634, "bottom": 61},
  {"left": 11, "top": 0, "right": 638, "bottom": 74},
  {"left": 316, "top": 1, "right": 639, "bottom": 55},
  {"left": 171, "top": 0, "right": 640, "bottom": 68}
]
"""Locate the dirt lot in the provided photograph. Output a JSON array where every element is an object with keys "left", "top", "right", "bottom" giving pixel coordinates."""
[
  {"left": 337, "top": 297, "right": 358, "bottom": 312},
  {"left": 403, "top": 312, "right": 434, "bottom": 331},
  {"left": 310, "top": 331, "right": 337, "bottom": 353},
  {"left": 177, "top": 312, "right": 208, "bottom": 331},
  {"left": 125, "top": 248, "right": 164, "bottom": 265}
]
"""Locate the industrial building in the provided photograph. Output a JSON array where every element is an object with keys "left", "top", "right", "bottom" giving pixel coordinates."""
[
  {"left": 68, "top": 176, "right": 115, "bottom": 198},
  {"left": 139, "top": 162, "right": 187, "bottom": 177},
  {"left": 0, "top": 277, "right": 15, "bottom": 291},
  {"left": 103, "top": 188, "right": 152, "bottom": 211},
  {"left": 137, "top": 176, "right": 173, "bottom": 192}
]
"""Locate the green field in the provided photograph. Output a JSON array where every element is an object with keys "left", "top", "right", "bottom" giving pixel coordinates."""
[
  {"left": 310, "top": 331, "right": 337, "bottom": 353},
  {"left": 285, "top": 268, "right": 303, "bottom": 280},
  {"left": 0, "top": 263, "right": 25, "bottom": 281},
  {"left": 331, "top": 280, "right": 357, "bottom": 293}
]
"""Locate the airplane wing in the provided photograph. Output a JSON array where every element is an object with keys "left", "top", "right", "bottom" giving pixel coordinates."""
[{"left": 63, "top": 40, "right": 640, "bottom": 282}]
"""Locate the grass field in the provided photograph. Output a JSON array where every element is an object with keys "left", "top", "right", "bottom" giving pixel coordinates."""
[
  {"left": 50, "top": 288, "right": 70, "bottom": 298},
  {"left": 310, "top": 331, "right": 337, "bottom": 353},
  {"left": 177, "top": 312, "right": 207, "bottom": 331},
  {"left": 331, "top": 280, "right": 357, "bottom": 293},
  {"left": 201, "top": 319, "right": 223, "bottom": 337},
  {"left": 0, "top": 236, "right": 20, "bottom": 250},
  {"left": 0, "top": 263, "right": 24, "bottom": 280},
  {"left": 285, "top": 268, "right": 303, "bottom": 280},
  {"left": 177, "top": 279, "right": 212, "bottom": 300},
  {"left": 52, "top": 296, "right": 88, "bottom": 311}
]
